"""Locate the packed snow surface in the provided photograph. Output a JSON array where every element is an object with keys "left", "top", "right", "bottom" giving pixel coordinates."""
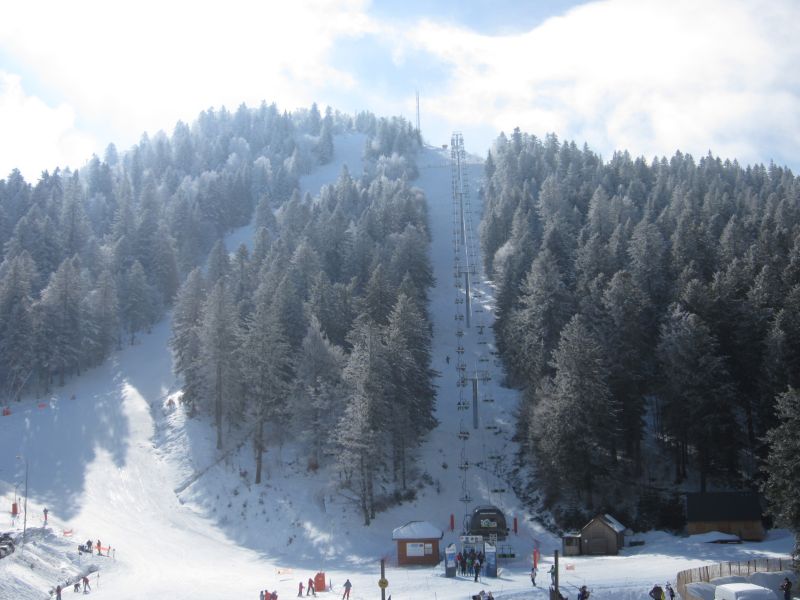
[{"left": 0, "top": 136, "right": 793, "bottom": 599}]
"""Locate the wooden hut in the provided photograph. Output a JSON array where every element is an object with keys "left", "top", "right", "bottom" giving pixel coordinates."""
[
  {"left": 561, "top": 532, "right": 581, "bottom": 556},
  {"left": 685, "top": 492, "right": 765, "bottom": 541},
  {"left": 580, "top": 514, "right": 626, "bottom": 555},
  {"left": 392, "top": 521, "right": 443, "bottom": 566}
]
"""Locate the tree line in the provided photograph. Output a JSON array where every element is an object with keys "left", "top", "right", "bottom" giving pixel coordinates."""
[
  {"left": 480, "top": 129, "right": 800, "bottom": 533},
  {"left": 0, "top": 100, "right": 375, "bottom": 398}
]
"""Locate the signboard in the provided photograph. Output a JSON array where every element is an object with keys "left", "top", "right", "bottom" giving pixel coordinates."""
[
  {"left": 484, "top": 542, "right": 497, "bottom": 577},
  {"left": 445, "top": 543, "right": 457, "bottom": 578},
  {"left": 459, "top": 535, "right": 484, "bottom": 544},
  {"left": 406, "top": 543, "right": 425, "bottom": 557}
]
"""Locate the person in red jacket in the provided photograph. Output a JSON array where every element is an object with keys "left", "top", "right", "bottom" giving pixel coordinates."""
[
  {"left": 307, "top": 578, "right": 316, "bottom": 596},
  {"left": 298, "top": 581, "right": 305, "bottom": 596}
]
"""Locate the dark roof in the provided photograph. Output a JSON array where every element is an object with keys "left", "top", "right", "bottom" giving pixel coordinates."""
[{"left": 685, "top": 492, "right": 762, "bottom": 522}]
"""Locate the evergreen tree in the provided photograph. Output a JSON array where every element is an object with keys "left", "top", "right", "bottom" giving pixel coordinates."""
[
  {"left": 656, "top": 306, "right": 739, "bottom": 490},
  {"left": 241, "top": 292, "right": 293, "bottom": 483},
  {"left": 0, "top": 252, "right": 37, "bottom": 398},
  {"left": 762, "top": 388, "right": 800, "bottom": 567},
  {"left": 199, "top": 280, "right": 240, "bottom": 450},
  {"left": 530, "top": 315, "right": 614, "bottom": 505},
  {"left": 171, "top": 268, "right": 207, "bottom": 413}
]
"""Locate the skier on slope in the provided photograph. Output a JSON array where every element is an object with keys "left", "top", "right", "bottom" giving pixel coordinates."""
[
  {"left": 307, "top": 577, "right": 316, "bottom": 596},
  {"left": 342, "top": 579, "right": 352, "bottom": 600}
]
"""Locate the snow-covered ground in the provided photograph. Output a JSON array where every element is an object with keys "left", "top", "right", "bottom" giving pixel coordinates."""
[{"left": 0, "top": 136, "right": 793, "bottom": 600}]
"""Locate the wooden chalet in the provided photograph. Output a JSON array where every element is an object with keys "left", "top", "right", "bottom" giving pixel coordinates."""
[
  {"left": 579, "top": 514, "right": 627, "bottom": 555},
  {"left": 392, "top": 521, "right": 443, "bottom": 566},
  {"left": 685, "top": 492, "right": 765, "bottom": 541}
]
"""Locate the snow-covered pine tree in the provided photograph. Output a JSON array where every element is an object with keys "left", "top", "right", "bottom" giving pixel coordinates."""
[
  {"left": 241, "top": 290, "right": 293, "bottom": 483},
  {"left": 292, "top": 316, "right": 345, "bottom": 467},
  {"left": 199, "top": 280, "right": 240, "bottom": 450},
  {"left": 338, "top": 317, "right": 393, "bottom": 524},
  {"left": 761, "top": 387, "right": 800, "bottom": 570},
  {"left": 656, "top": 306, "right": 739, "bottom": 490},
  {"left": 530, "top": 314, "right": 614, "bottom": 506},
  {"left": 171, "top": 268, "right": 207, "bottom": 413}
]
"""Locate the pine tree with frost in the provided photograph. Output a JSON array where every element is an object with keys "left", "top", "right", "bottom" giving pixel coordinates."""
[
  {"left": 199, "top": 280, "right": 240, "bottom": 450},
  {"left": 241, "top": 292, "right": 293, "bottom": 483},
  {"left": 89, "top": 269, "right": 120, "bottom": 360},
  {"left": 37, "top": 256, "right": 86, "bottom": 386},
  {"left": 171, "top": 268, "right": 206, "bottom": 412},
  {"left": 508, "top": 248, "right": 574, "bottom": 385},
  {"left": 338, "top": 318, "right": 392, "bottom": 523},
  {"left": 762, "top": 388, "right": 800, "bottom": 568},
  {"left": 121, "top": 261, "right": 154, "bottom": 345},
  {"left": 364, "top": 263, "right": 393, "bottom": 325},
  {"left": 530, "top": 315, "right": 614, "bottom": 505},
  {"left": 656, "top": 306, "right": 738, "bottom": 490},
  {"left": 385, "top": 293, "right": 436, "bottom": 488},
  {"left": 0, "top": 252, "right": 37, "bottom": 399},
  {"left": 293, "top": 316, "right": 345, "bottom": 465},
  {"left": 206, "top": 239, "right": 230, "bottom": 288}
]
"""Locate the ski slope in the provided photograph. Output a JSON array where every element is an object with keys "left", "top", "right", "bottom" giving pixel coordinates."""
[{"left": 0, "top": 136, "right": 794, "bottom": 600}]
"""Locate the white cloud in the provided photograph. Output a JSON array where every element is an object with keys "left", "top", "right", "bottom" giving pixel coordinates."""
[
  {"left": 403, "top": 0, "right": 800, "bottom": 166},
  {"left": 0, "top": 0, "right": 377, "bottom": 176},
  {"left": 0, "top": 72, "right": 97, "bottom": 181},
  {"left": 1, "top": 0, "right": 798, "bottom": 176}
]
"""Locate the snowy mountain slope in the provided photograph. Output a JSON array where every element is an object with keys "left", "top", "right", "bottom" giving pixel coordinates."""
[{"left": 0, "top": 136, "right": 793, "bottom": 600}]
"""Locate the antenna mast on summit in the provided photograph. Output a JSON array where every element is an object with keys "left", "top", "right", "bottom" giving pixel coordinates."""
[{"left": 415, "top": 90, "right": 421, "bottom": 135}]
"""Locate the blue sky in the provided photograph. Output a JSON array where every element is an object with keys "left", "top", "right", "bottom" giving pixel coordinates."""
[{"left": 1, "top": 0, "right": 799, "bottom": 180}]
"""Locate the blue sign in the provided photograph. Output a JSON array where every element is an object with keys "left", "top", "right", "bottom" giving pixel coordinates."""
[{"left": 484, "top": 542, "right": 497, "bottom": 577}]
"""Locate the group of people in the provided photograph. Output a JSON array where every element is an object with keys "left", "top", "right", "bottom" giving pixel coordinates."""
[
  {"left": 297, "top": 578, "right": 316, "bottom": 596},
  {"left": 54, "top": 575, "right": 91, "bottom": 599},
  {"left": 470, "top": 591, "right": 495, "bottom": 600},
  {"left": 78, "top": 538, "right": 110, "bottom": 557},
  {"left": 648, "top": 583, "right": 676, "bottom": 600},
  {"left": 456, "top": 548, "right": 485, "bottom": 581},
  {"left": 260, "top": 590, "right": 278, "bottom": 600}
]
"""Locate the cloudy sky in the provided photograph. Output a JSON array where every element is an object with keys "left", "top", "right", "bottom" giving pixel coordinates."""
[{"left": 1, "top": 0, "right": 798, "bottom": 180}]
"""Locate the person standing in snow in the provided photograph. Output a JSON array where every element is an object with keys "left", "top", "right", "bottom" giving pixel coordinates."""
[
  {"left": 474, "top": 558, "right": 482, "bottom": 582},
  {"left": 577, "top": 585, "right": 591, "bottom": 599},
  {"left": 260, "top": 591, "right": 265, "bottom": 600},
  {"left": 82, "top": 575, "right": 91, "bottom": 591},
  {"left": 96, "top": 539, "right": 102, "bottom": 555},
  {"left": 298, "top": 581, "right": 305, "bottom": 596},
  {"left": 780, "top": 577, "right": 792, "bottom": 600},
  {"left": 548, "top": 564, "right": 556, "bottom": 586},
  {"left": 665, "top": 582, "right": 675, "bottom": 600},
  {"left": 649, "top": 584, "right": 663, "bottom": 600},
  {"left": 342, "top": 579, "right": 352, "bottom": 600},
  {"left": 307, "top": 577, "right": 315, "bottom": 596},
  {"left": 530, "top": 566, "right": 537, "bottom": 586},
  {"left": 55, "top": 584, "right": 62, "bottom": 599},
  {"left": 43, "top": 507, "right": 48, "bottom": 524}
]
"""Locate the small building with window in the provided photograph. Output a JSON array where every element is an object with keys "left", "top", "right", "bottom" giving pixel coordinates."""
[
  {"left": 580, "top": 514, "right": 627, "bottom": 555},
  {"left": 393, "top": 521, "right": 444, "bottom": 566}
]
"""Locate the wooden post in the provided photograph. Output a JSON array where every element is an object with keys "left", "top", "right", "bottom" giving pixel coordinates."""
[
  {"left": 380, "top": 558, "right": 386, "bottom": 600},
  {"left": 554, "top": 550, "right": 560, "bottom": 598}
]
